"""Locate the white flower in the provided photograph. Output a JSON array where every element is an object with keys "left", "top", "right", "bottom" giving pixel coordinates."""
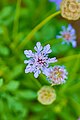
[
  {"left": 44, "top": 66, "right": 68, "bottom": 85},
  {"left": 56, "top": 24, "right": 77, "bottom": 48},
  {"left": 24, "top": 42, "right": 57, "bottom": 78},
  {"left": 37, "top": 86, "right": 56, "bottom": 105}
]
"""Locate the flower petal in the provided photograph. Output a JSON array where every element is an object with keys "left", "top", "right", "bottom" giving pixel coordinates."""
[
  {"left": 43, "top": 44, "right": 52, "bottom": 54},
  {"left": 48, "top": 57, "right": 57, "bottom": 63},
  {"left": 42, "top": 68, "right": 50, "bottom": 76},
  {"left": 24, "top": 50, "right": 34, "bottom": 58},
  {"left": 25, "top": 65, "right": 33, "bottom": 73},
  {"left": 34, "top": 42, "right": 42, "bottom": 52},
  {"left": 34, "top": 70, "right": 41, "bottom": 78},
  {"left": 71, "top": 40, "right": 77, "bottom": 48}
]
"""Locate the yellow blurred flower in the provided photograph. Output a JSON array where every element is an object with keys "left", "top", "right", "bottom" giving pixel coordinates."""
[
  {"left": 37, "top": 86, "right": 56, "bottom": 105},
  {"left": 60, "top": 0, "right": 80, "bottom": 20}
]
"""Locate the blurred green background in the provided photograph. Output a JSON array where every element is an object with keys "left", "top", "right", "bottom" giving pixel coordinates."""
[{"left": 0, "top": 0, "right": 80, "bottom": 120}]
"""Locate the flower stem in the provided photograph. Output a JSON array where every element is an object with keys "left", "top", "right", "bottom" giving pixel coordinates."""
[{"left": 18, "top": 11, "right": 60, "bottom": 49}]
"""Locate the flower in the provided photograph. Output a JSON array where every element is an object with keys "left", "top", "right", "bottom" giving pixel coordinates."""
[
  {"left": 60, "top": 0, "right": 80, "bottom": 20},
  {"left": 49, "top": 0, "right": 62, "bottom": 9},
  {"left": 37, "top": 86, "right": 56, "bottom": 105},
  {"left": 44, "top": 66, "right": 68, "bottom": 85},
  {"left": 56, "top": 24, "right": 77, "bottom": 48},
  {"left": 24, "top": 42, "right": 57, "bottom": 78}
]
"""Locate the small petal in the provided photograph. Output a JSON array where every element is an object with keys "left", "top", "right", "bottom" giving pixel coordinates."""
[
  {"left": 56, "top": 35, "right": 62, "bottom": 39},
  {"left": 24, "top": 60, "right": 29, "bottom": 64},
  {"left": 34, "top": 70, "right": 41, "bottom": 78},
  {"left": 48, "top": 57, "right": 57, "bottom": 63},
  {"left": 67, "top": 24, "right": 72, "bottom": 31},
  {"left": 43, "top": 44, "right": 52, "bottom": 54},
  {"left": 34, "top": 42, "right": 42, "bottom": 52},
  {"left": 24, "top": 50, "right": 34, "bottom": 58},
  {"left": 25, "top": 65, "right": 33, "bottom": 73},
  {"left": 71, "top": 40, "right": 77, "bottom": 48},
  {"left": 42, "top": 68, "right": 50, "bottom": 76}
]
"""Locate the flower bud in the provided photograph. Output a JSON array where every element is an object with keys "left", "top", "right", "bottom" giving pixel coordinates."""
[{"left": 37, "top": 86, "right": 56, "bottom": 105}]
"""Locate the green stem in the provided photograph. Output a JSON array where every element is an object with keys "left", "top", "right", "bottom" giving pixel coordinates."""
[
  {"left": 18, "top": 11, "right": 60, "bottom": 49},
  {"left": 12, "top": 0, "right": 21, "bottom": 43}
]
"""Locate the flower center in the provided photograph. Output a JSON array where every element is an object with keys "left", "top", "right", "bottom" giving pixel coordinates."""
[
  {"left": 37, "top": 58, "right": 45, "bottom": 65},
  {"left": 55, "top": 71, "right": 62, "bottom": 78},
  {"left": 50, "top": 69, "right": 62, "bottom": 80},
  {"left": 63, "top": 33, "right": 71, "bottom": 41}
]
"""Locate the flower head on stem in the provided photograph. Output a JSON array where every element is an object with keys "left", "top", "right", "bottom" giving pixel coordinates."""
[
  {"left": 43, "top": 66, "right": 68, "bottom": 85},
  {"left": 56, "top": 24, "right": 77, "bottom": 48},
  {"left": 37, "top": 86, "right": 56, "bottom": 105},
  {"left": 24, "top": 42, "right": 57, "bottom": 78}
]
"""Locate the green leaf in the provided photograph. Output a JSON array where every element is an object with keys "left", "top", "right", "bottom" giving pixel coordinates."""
[
  {"left": 6, "top": 80, "right": 20, "bottom": 91},
  {"left": 0, "top": 78, "right": 3, "bottom": 87},
  {"left": 17, "top": 90, "right": 37, "bottom": 100},
  {"left": 0, "top": 45, "right": 10, "bottom": 56}
]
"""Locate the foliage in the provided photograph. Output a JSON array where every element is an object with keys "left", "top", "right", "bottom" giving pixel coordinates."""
[{"left": 0, "top": 0, "right": 80, "bottom": 120}]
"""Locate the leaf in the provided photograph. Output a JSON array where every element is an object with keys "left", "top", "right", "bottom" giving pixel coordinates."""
[
  {"left": 17, "top": 90, "right": 37, "bottom": 100},
  {"left": 0, "top": 78, "right": 3, "bottom": 87},
  {"left": 0, "top": 45, "right": 10, "bottom": 56},
  {"left": 5, "top": 80, "right": 20, "bottom": 91}
]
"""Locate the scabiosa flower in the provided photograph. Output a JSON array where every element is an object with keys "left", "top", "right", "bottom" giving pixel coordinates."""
[
  {"left": 37, "top": 86, "right": 56, "bottom": 105},
  {"left": 49, "top": 0, "right": 62, "bottom": 9},
  {"left": 24, "top": 42, "right": 57, "bottom": 78},
  {"left": 56, "top": 24, "right": 77, "bottom": 48},
  {"left": 60, "top": 0, "right": 80, "bottom": 20},
  {"left": 44, "top": 66, "right": 68, "bottom": 85}
]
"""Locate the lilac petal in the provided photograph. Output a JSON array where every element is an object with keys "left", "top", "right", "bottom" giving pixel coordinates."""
[
  {"left": 43, "top": 44, "right": 52, "bottom": 54},
  {"left": 24, "top": 60, "right": 29, "bottom": 64},
  {"left": 48, "top": 57, "right": 57, "bottom": 63},
  {"left": 25, "top": 65, "right": 33, "bottom": 73},
  {"left": 71, "top": 41, "right": 77, "bottom": 48},
  {"left": 70, "top": 29, "right": 76, "bottom": 35},
  {"left": 71, "top": 36, "right": 76, "bottom": 40},
  {"left": 56, "top": 35, "right": 62, "bottom": 39},
  {"left": 62, "top": 41, "right": 66, "bottom": 44},
  {"left": 24, "top": 60, "right": 33, "bottom": 64},
  {"left": 42, "top": 68, "right": 50, "bottom": 77},
  {"left": 34, "top": 42, "right": 42, "bottom": 52},
  {"left": 67, "top": 24, "right": 72, "bottom": 31},
  {"left": 62, "top": 26, "right": 66, "bottom": 32},
  {"left": 24, "top": 50, "right": 34, "bottom": 58},
  {"left": 34, "top": 70, "right": 41, "bottom": 78}
]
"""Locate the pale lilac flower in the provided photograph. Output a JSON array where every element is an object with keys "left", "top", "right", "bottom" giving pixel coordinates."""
[
  {"left": 56, "top": 24, "right": 77, "bottom": 48},
  {"left": 24, "top": 42, "right": 57, "bottom": 78},
  {"left": 43, "top": 66, "right": 68, "bottom": 85},
  {"left": 49, "top": 0, "right": 62, "bottom": 9}
]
